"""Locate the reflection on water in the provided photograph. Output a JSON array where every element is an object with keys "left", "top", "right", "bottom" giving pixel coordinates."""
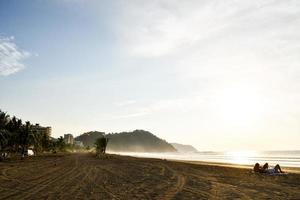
[
  {"left": 225, "top": 151, "right": 258, "bottom": 165},
  {"left": 115, "top": 150, "right": 300, "bottom": 168}
]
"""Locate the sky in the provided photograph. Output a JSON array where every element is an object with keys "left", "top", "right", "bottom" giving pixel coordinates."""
[{"left": 0, "top": 0, "right": 300, "bottom": 151}]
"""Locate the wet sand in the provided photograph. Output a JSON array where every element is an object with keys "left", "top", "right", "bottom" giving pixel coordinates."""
[{"left": 0, "top": 153, "right": 299, "bottom": 200}]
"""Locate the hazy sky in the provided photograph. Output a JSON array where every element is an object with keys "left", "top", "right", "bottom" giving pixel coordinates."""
[{"left": 1, "top": 0, "right": 300, "bottom": 151}]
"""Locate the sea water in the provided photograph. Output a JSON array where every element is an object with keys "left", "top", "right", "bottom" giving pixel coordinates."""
[{"left": 116, "top": 150, "right": 300, "bottom": 168}]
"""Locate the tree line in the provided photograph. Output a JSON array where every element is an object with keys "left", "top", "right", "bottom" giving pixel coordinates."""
[{"left": 0, "top": 110, "right": 65, "bottom": 160}]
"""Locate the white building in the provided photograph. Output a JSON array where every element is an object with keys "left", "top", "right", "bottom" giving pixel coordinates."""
[{"left": 64, "top": 134, "right": 74, "bottom": 145}]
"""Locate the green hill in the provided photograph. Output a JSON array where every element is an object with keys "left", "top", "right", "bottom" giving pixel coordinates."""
[
  {"left": 75, "top": 131, "right": 105, "bottom": 147},
  {"left": 171, "top": 143, "right": 198, "bottom": 153},
  {"left": 75, "top": 130, "right": 176, "bottom": 152}
]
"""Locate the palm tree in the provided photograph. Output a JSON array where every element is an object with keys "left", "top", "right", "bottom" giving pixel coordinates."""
[
  {"left": 0, "top": 110, "right": 10, "bottom": 129},
  {"left": 0, "top": 129, "right": 10, "bottom": 158},
  {"left": 29, "top": 125, "right": 40, "bottom": 155},
  {"left": 56, "top": 136, "right": 66, "bottom": 152},
  {"left": 40, "top": 129, "right": 51, "bottom": 152},
  {"left": 95, "top": 137, "right": 109, "bottom": 157},
  {"left": 0, "top": 109, "right": 54, "bottom": 159},
  {"left": 0, "top": 110, "right": 10, "bottom": 158},
  {"left": 6, "top": 117, "right": 23, "bottom": 153},
  {"left": 19, "top": 121, "right": 32, "bottom": 158}
]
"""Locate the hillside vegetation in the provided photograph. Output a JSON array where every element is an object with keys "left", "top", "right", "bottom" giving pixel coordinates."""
[
  {"left": 75, "top": 130, "right": 176, "bottom": 152},
  {"left": 171, "top": 143, "right": 198, "bottom": 153},
  {"left": 75, "top": 131, "right": 105, "bottom": 147}
]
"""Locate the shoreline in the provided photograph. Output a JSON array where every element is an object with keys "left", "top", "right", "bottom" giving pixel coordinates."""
[
  {"left": 112, "top": 152, "right": 300, "bottom": 174},
  {"left": 1, "top": 153, "right": 300, "bottom": 199},
  {"left": 3, "top": 152, "right": 300, "bottom": 174},
  {"left": 171, "top": 159, "right": 300, "bottom": 174}
]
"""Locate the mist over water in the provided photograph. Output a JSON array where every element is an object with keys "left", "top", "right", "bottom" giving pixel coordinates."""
[{"left": 114, "top": 151, "right": 300, "bottom": 168}]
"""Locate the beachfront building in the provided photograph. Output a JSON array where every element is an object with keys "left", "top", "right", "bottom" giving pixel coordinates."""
[
  {"left": 33, "top": 124, "right": 52, "bottom": 138},
  {"left": 64, "top": 134, "right": 74, "bottom": 145},
  {"left": 28, "top": 124, "right": 52, "bottom": 155}
]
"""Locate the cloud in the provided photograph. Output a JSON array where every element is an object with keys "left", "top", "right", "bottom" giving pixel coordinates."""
[
  {"left": 0, "top": 36, "right": 30, "bottom": 76},
  {"left": 115, "top": 0, "right": 300, "bottom": 59},
  {"left": 138, "top": 96, "right": 206, "bottom": 114},
  {"left": 115, "top": 100, "right": 137, "bottom": 107},
  {"left": 104, "top": 95, "right": 207, "bottom": 121},
  {"left": 107, "top": 111, "right": 148, "bottom": 120},
  {"left": 115, "top": 0, "right": 300, "bottom": 104},
  {"left": 109, "top": 0, "right": 300, "bottom": 131},
  {"left": 96, "top": 110, "right": 148, "bottom": 121}
]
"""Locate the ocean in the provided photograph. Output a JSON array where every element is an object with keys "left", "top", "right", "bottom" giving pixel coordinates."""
[{"left": 116, "top": 150, "right": 300, "bottom": 168}]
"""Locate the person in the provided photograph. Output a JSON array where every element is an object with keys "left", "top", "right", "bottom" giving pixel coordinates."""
[
  {"left": 253, "top": 163, "right": 264, "bottom": 173},
  {"left": 253, "top": 162, "right": 284, "bottom": 174}
]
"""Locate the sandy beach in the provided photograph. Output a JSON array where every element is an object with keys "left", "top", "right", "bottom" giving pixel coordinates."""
[{"left": 0, "top": 153, "right": 299, "bottom": 200}]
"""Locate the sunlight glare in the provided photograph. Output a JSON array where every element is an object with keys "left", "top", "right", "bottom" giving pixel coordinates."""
[
  {"left": 226, "top": 150, "right": 257, "bottom": 165},
  {"left": 217, "top": 86, "right": 264, "bottom": 126}
]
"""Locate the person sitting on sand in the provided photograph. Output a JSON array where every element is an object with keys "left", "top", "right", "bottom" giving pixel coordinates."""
[
  {"left": 254, "top": 163, "right": 265, "bottom": 173},
  {"left": 254, "top": 162, "right": 284, "bottom": 174},
  {"left": 263, "top": 162, "right": 284, "bottom": 174}
]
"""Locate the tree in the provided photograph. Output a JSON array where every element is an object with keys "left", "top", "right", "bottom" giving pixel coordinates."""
[
  {"left": 19, "top": 121, "right": 32, "bottom": 158},
  {"left": 0, "top": 110, "right": 55, "bottom": 160},
  {"left": 0, "top": 127, "right": 10, "bottom": 160},
  {"left": 56, "top": 136, "right": 66, "bottom": 152},
  {"left": 94, "top": 137, "right": 109, "bottom": 156},
  {"left": 0, "top": 110, "right": 10, "bottom": 129},
  {"left": 29, "top": 126, "right": 41, "bottom": 155},
  {"left": 6, "top": 116, "right": 23, "bottom": 153},
  {"left": 0, "top": 111, "right": 10, "bottom": 159}
]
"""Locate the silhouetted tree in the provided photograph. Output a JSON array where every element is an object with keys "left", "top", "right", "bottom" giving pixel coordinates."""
[
  {"left": 56, "top": 136, "right": 66, "bottom": 152},
  {"left": 0, "top": 109, "right": 54, "bottom": 160},
  {"left": 0, "top": 111, "right": 10, "bottom": 159},
  {"left": 20, "top": 121, "right": 32, "bottom": 158},
  {"left": 95, "top": 137, "right": 109, "bottom": 156}
]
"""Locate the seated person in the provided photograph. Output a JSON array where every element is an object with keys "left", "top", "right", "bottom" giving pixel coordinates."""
[
  {"left": 262, "top": 162, "right": 284, "bottom": 174},
  {"left": 253, "top": 163, "right": 264, "bottom": 173},
  {"left": 253, "top": 162, "right": 284, "bottom": 174}
]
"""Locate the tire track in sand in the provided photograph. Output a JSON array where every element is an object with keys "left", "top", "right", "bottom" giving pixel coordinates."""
[
  {"left": 1, "top": 155, "right": 78, "bottom": 200},
  {"left": 157, "top": 164, "right": 186, "bottom": 200}
]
